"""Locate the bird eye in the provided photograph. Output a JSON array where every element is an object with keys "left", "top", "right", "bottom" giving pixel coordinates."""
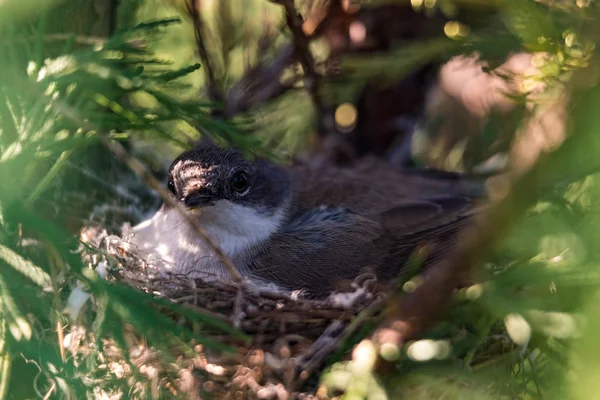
[
  {"left": 167, "top": 179, "right": 176, "bottom": 195},
  {"left": 231, "top": 172, "right": 249, "bottom": 194}
]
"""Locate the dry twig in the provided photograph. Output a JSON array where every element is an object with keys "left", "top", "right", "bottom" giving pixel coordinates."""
[{"left": 78, "top": 226, "right": 384, "bottom": 398}]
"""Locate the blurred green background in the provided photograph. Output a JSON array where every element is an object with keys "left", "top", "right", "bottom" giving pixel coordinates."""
[{"left": 3, "top": 0, "right": 600, "bottom": 398}]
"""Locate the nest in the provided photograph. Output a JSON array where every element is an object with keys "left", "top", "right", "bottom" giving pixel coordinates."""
[{"left": 72, "top": 224, "right": 387, "bottom": 399}]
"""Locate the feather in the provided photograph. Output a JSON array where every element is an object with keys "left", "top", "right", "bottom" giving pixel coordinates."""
[{"left": 242, "top": 161, "right": 483, "bottom": 297}]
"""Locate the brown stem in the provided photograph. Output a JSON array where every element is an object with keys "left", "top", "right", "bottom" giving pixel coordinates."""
[
  {"left": 369, "top": 135, "right": 575, "bottom": 367},
  {"left": 224, "top": 1, "right": 333, "bottom": 118},
  {"left": 225, "top": 44, "right": 298, "bottom": 117},
  {"left": 186, "top": 0, "right": 222, "bottom": 104},
  {"left": 278, "top": 0, "right": 327, "bottom": 135}
]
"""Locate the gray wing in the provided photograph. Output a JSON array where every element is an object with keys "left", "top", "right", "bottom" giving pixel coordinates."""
[
  {"left": 243, "top": 207, "right": 384, "bottom": 297},
  {"left": 243, "top": 196, "right": 475, "bottom": 298},
  {"left": 287, "top": 160, "right": 485, "bottom": 216},
  {"left": 374, "top": 194, "right": 475, "bottom": 282}
]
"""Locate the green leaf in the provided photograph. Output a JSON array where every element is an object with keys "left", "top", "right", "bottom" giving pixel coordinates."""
[
  {"left": 0, "top": 245, "right": 51, "bottom": 288},
  {"left": 502, "top": 0, "right": 561, "bottom": 52}
]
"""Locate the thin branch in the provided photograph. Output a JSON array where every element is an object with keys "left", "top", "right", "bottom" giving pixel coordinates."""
[
  {"left": 277, "top": 0, "right": 327, "bottom": 135},
  {"left": 367, "top": 126, "right": 580, "bottom": 367},
  {"left": 94, "top": 134, "right": 243, "bottom": 281},
  {"left": 6, "top": 34, "right": 107, "bottom": 46},
  {"left": 225, "top": 44, "right": 298, "bottom": 116},
  {"left": 301, "top": 0, "right": 332, "bottom": 37},
  {"left": 224, "top": 1, "right": 333, "bottom": 118},
  {"left": 41, "top": 381, "right": 56, "bottom": 400},
  {"left": 186, "top": 0, "right": 222, "bottom": 104},
  {"left": 15, "top": 46, "right": 241, "bottom": 279},
  {"left": 280, "top": 0, "right": 319, "bottom": 78},
  {"left": 295, "top": 295, "right": 386, "bottom": 390},
  {"left": 33, "top": 84, "right": 243, "bottom": 281}
]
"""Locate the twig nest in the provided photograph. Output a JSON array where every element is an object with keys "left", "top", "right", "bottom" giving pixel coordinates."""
[{"left": 72, "top": 223, "right": 386, "bottom": 398}]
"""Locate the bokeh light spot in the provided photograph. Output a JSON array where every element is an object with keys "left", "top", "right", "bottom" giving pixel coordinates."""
[
  {"left": 444, "top": 21, "right": 470, "bottom": 39},
  {"left": 466, "top": 283, "right": 484, "bottom": 300},
  {"left": 407, "top": 339, "right": 439, "bottom": 361},
  {"left": 349, "top": 21, "right": 367, "bottom": 44},
  {"left": 335, "top": 103, "right": 358, "bottom": 132},
  {"left": 402, "top": 275, "right": 424, "bottom": 293},
  {"left": 505, "top": 313, "right": 531, "bottom": 345}
]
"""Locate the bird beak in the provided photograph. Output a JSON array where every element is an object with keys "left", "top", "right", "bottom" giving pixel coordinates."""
[{"left": 183, "top": 191, "right": 216, "bottom": 209}]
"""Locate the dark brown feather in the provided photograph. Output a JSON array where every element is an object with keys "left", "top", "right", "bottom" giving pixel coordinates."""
[{"left": 244, "top": 158, "right": 484, "bottom": 297}]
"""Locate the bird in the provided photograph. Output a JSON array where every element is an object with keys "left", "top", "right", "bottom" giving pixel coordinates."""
[{"left": 125, "top": 143, "right": 484, "bottom": 298}]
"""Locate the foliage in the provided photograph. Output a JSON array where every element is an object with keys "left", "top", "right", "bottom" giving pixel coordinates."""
[
  {"left": 0, "top": 13, "right": 246, "bottom": 399},
  {"left": 3, "top": 0, "right": 600, "bottom": 399}
]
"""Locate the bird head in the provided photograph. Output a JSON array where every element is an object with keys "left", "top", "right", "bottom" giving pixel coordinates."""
[{"left": 166, "top": 144, "right": 291, "bottom": 233}]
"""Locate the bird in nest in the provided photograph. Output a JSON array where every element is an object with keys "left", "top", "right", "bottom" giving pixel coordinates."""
[{"left": 124, "top": 143, "right": 486, "bottom": 298}]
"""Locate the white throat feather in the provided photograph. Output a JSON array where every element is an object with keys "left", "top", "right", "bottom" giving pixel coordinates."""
[{"left": 125, "top": 200, "right": 287, "bottom": 281}]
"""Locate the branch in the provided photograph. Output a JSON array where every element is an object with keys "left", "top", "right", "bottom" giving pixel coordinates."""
[
  {"left": 225, "top": 44, "right": 298, "bottom": 117},
  {"left": 186, "top": 0, "right": 222, "bottom": 104},
  {"left": 98, "top": 136, "right": 242, "bottom": 281},
  {"left": 368, "top": 117, "right": 580, "bottom": 366},
  {"left": 11, "top": 34, "right": 108, "bottom": 46},
  {"left": 30, "top": 79, "right": 244, "bottom": 281},
  {"left": 224, "top": 1, "right": 333, "bottom": 118},
  {"left": 277, "top": 0, "right": 327, "bottom": 135}
]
